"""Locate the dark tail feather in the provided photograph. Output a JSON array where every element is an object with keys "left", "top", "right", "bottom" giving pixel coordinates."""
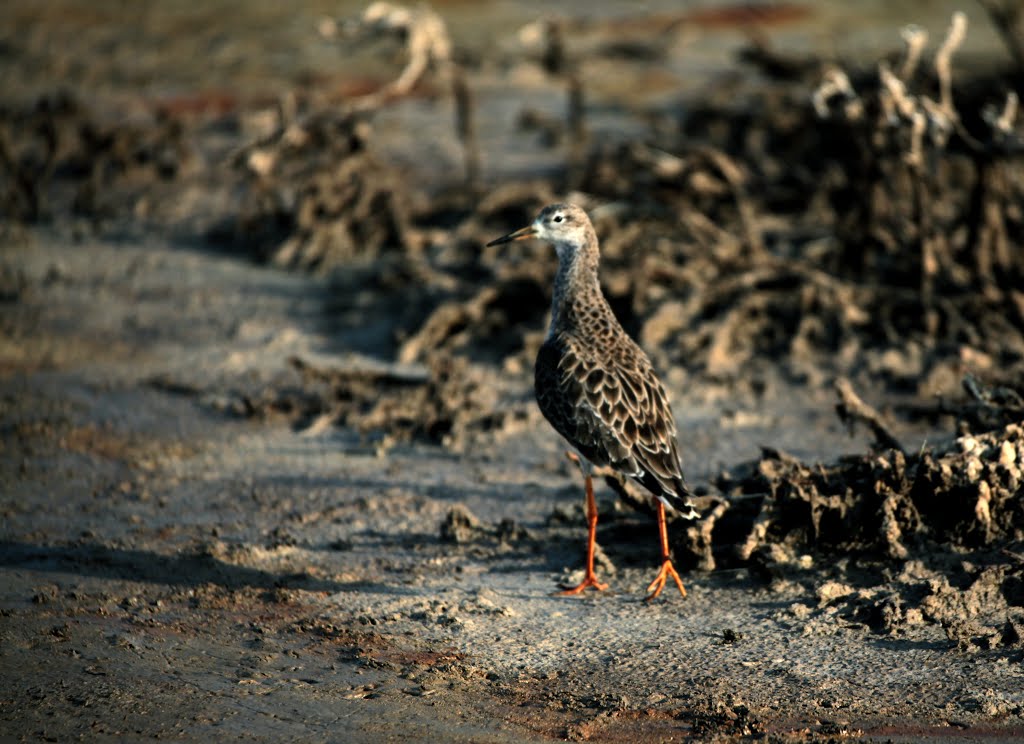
[{"left": 660, "top": 479, "right": 699, "bottom": 520}]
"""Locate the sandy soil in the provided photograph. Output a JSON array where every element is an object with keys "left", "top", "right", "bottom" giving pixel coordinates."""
[{"left": 3, "top": 2, "right": 1024, "bottom": 741}]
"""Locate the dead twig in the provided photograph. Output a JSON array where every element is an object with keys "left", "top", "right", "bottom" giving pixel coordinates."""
[
  {"left": 737, "top": 496, "right": 773, "bottom": 562},
  {"left": 0, "top": 125, "right": 41, "bottom": 221},
  {"left": 337, "top": 2, "right": 455, "bottom": 111},
  {"left": 934, "top": 11, "right": 967, "bottom": 125},
  {"left": 686, "top": 499, "right": 730, "bottom": 571},
  {"left": 452, "top": 68, "right": 481, "bottom": 190},
  {"left": 565, "top": 72, "right": 587, "bottom": 190},
  {"left": 963, "top": 372, "right": 1024, "bottom": 413},
  {"left": 812, "top": 65, "right": 862, "bottom": 120},
  {"left": 834, "top": 377, "right": 905, "bottom": 453},
  {"left": 696, "top": 148, "right": 764, "bottom": 257},
  {"left": 877, "top": 483, "right": 910, "bottom": 559},
  {"left": 898, "top": 25, "right": 929, "bottom": 81}
]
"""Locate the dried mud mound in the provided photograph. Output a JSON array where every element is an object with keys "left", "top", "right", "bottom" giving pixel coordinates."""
[
  {"left": 718, "top": 423, "right": 1024, "bottom": 562},
  {"left": 212, "top": 111, "right": 417, "bottom": 271},
  {"left": 675, "top": 379, "right": 1024, "bottom": 649},
  {"left": 0, "top": 92, "right": 194, "bottom": 224}
]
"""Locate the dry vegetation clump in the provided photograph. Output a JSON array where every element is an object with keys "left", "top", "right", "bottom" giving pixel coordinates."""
[
  {"left": 221, "top": 109, "right": 418, "bottom": 270},
  {"left": 0, "top": 92, "right": 193, "bottom": 224},
  {"left": 574, "top": 13, "right": 1024, "bottom": 392}
]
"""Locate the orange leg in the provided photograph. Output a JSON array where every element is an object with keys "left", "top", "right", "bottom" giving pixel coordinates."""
[
  {"left": 645, "top": 501, "right": 687, "bottom": 601},
  {"left": 558, "top": 472, "right": 609, "bottom": 595}
]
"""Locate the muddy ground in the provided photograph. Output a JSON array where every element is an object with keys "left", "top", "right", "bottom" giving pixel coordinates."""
[{"left": 3, "top": 1, "right": 1024, "bottom": 741}]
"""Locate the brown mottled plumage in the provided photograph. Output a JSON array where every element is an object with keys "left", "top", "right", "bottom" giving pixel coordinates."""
[{"left": 488, "top": 203, "right": 698, "bottom": 600}]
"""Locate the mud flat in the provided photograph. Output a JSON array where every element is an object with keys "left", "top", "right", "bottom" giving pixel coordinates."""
[{"left": 2, "top": 2, "right": 1024, "bottom": 741}]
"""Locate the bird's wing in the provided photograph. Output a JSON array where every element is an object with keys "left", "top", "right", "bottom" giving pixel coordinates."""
[{"left": 535, "top": 336, "right": 696, "bottom": 514}]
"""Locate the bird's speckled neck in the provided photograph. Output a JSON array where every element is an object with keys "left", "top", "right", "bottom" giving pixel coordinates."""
[{"left": 547, "top": 231, "right": 613, "bottom": 340}]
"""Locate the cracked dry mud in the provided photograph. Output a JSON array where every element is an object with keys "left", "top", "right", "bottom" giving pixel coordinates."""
[{"left": 3, "top": 1, "right": 1024, "bottom": 741}]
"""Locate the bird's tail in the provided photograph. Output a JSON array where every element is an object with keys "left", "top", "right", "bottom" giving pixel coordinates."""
[{"left": 659, "top": 480, "right": 699, "bottom": 520}]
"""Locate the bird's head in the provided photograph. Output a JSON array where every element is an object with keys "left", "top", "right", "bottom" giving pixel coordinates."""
[{"left": 486, "top": 203, "right": 596, "bottom": 263}]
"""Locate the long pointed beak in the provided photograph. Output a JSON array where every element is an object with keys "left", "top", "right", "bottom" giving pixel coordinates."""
[{"left": 486, "top": 224, "right": 537, "bottom": 247}]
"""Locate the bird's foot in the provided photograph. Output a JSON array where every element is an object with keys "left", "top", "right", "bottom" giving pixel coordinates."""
[
  {"left": 645, "top": 559, "right": 686, "bottom": 601},
  {"left": 557, "top": 571, "right": 609, "bottom": 596}
]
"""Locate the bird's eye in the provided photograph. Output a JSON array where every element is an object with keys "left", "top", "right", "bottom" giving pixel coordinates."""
[{"left": 553, "top": 215, "right": 563, "bottom": 223}]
